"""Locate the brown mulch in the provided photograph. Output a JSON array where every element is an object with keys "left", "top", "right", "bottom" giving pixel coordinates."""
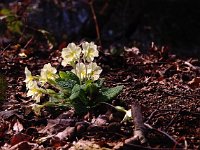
[{"left": 0, "top": 44, "right": 199, "bottom": 150}]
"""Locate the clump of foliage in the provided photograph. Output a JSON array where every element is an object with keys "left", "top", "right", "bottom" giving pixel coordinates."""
[
  {"left": 0, "top": 8, "right": 23, "bottom": 35},
  {"left": 24, "top": 42, "right": 123, "bottom": 115}
]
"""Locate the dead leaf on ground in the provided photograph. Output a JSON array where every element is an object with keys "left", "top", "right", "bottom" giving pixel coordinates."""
[
  {"left": 10, "top": 133, "right": 32, "bottom": 146},
  {"left": 55, "top": 127, "right": 76, "bottom": 141},
  {"left": 188, "top": 77, "right": 200, "bottom": 89},
  {"left": 9, "top": 141, "right": 38, "bottom": 150},
  {"left": 13, "top": 119, "right": 24, "bottom": 133},
  {"left": 39, "top": 119, "right": 76, "bottom": 134},
  {"left": 0, "top": 110, "right": 18, "bottom": 119}
]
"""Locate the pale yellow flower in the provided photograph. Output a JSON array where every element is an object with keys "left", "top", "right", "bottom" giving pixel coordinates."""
[
  {"left": 31, "top": 104, "right": 43, "bottom": 116},
  {"left": 61, "top": 43, "right": 81, "bottom": 67},
  {"left": 24, "top": 67, "right": 34, "bottom": 88},
  {"left": 82, "top": 42, "right": 99, "bottom": 62},
  {"left": 87, "top": 62, "right": 102, "bottom": 81},
  {"left": 40, "top": 63, "right": 57, "bottom": 83},
  {"left": 71, "top": 63, "right": 87, "bottom": 81},
  {"left": 27, "top": 81, "right": 43, "bottom": 103}
]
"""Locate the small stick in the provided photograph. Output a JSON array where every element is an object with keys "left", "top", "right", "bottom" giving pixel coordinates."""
[
  {"left": 23, "top": 36, "right": 34, "bottom": 49},
  {"left": 165, "top": 108, "right": 182, "bottom": 131},
  {"left": 144, "top": 123, "right": 183, "bottom": 148},
  {"left": 0, "top": 44, "right": 11, "bottom": 57},
  {"left": 184, "top": 61, "right": 196, "bottom": 70},
  {"left": 145, "top": 110, "right": 158, "bottom": 124},
  {"left": 88, "top": 0, "right": 102, "bottom": 47},
  {"left": 125, "top": 101, "right": 148, "bottom": 145}
]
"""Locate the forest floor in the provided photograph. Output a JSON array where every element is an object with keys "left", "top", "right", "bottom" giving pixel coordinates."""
[
  {"left": 0, "top": 1, "right": 200, "bottom": 149},
  {"left": 0, "top": 43, "right": 199, "bottom": 150}
]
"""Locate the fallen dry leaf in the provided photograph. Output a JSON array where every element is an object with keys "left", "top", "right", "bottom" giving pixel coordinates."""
[
  {"left": 188, "top": 77, "right": 200, "bottom": 89},
  {"left": 9, "top": 141, "right": 38, "bottom": 150},
  {"left": 13, "top": 119, "right": 24, "bottom": 133},
  {"left": 10, "top": 133, "right": 32, "bottom": 146},
  {"left": 55, "top": 127, "right": 76, "bottom": 141}
]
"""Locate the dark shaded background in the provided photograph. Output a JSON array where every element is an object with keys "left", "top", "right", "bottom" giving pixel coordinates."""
[{"left": 1, "top": 0, "right": 200, "bottom": 57}]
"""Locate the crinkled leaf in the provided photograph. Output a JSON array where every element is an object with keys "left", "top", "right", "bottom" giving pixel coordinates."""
[
  {"left": 69, "top": 84, "right": 81, "bottom": 100},
  {"left": 100, "top": 85, "right": 123, "bottom": 100},
  {"left": 86, "top": 82, "right": 99, "bottom": 96},
  {"left": 59, "top": 71, "right": 79, "bottom": 83},
  {"left": 69, "top": 84, "right": 89, "bottom": 114},
  {"left": 95, "top": 78, "right": 104, "bottom": 88},
  {"left": 69, "top": 84, "right": 87, "bottom": 101},
  {"left": 56, "top": 78, "right": 77, "bottom": 92},
  {"left": 70, "top": 98, "right": 88, "bottom": 114}
]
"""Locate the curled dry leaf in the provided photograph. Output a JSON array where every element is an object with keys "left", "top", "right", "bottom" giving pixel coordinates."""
[
  {"left": 10, "top": 133, "right": 32, "bottom": 146},
  {"left": 188, "top": 77, "right": 200, "bottom": 89},
  {"left": 0, "top": 110, "right": 18, "bottom": 119},
  {"left": 9, "top": 141, "right": 38, "bottom": 150},
  {"left": 55, "top": 127, "right": 76, "bottom": 141},
  {"left": 13, "top": 119, "right": 24, "bottom": 133}
]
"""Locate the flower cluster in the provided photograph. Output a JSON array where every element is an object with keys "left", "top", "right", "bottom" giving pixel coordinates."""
[
  {"left": 24, "top": 41, "right": 124, "bottom": 117},
  {"left": 24, "top": 63, "right": 58, "bottom": 102},
  {"left": 61, "top": 42, "right": 102, "bottom": 81},
  {"left": 24, "top": 42, "right": 102, "bottom": 102}
]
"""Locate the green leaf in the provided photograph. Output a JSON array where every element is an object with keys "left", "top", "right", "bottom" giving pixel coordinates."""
[
  {"left": 69, "top": 84, "right": 89, "bottom": 114},
  {"left": 9, "top": 20, "right": 23, "bottom": 34},
  {"left": 0, "top": 9, "right": 12, "bottom": 16},
  {"left": 69, "top": 84, "right": 81, "bottom": 100},
  {"left": 86, "top": 82, "right": 99, "bottom": 96},
  {"left": 96, "top": 78, "right": 104, "bottom": 88},
  {"left": 70, "top": 84, "right": 88, "bottom": 103},
  {"left": 56, "top": 78, "right": 77, "bottom": 93},
  {"left": 59, "top": 71, "right": 79, "bottom": 83},
  {"left": 46, "top": 89, "right": 56, "bottom": 95},
  {"left": 71, "top": 99, "right": 88, "bottom": 115},
  {"left": 100, "top": 85, "right": 123, "bottom": 100}
]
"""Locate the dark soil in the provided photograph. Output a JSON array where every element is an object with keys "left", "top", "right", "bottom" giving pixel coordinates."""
[{"left": 0, "top": 43, "right": 199, "bottom": 150}]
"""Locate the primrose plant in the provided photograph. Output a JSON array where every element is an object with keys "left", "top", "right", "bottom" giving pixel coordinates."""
[{"left": 24, "top": 42, "right": 123, "bottom": 115}]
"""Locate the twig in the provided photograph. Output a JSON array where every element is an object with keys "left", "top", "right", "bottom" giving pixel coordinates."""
[
  {"left": 125, "top": 101, "right": 148, "bottom": 145},
  {"left": 165, "top": 108, "right": 182, "bottom": 131},
  {"left": 145, "top": 109, "right": 179, "bottom": 124},
  {"left": 145, "top": 110, "right": 158, "bottom": 124},
  {"left": 0, "top": 44, "right": 11, "bottom": 57},
  {"left": 184, "top": 61, "right": 200, "bottom": 71},
  {"left": 23, "top": 36, "right": 34, "bottom": 49},
  {"left": 99, "top": 0, "right": 109, "bottom": 15},
  {"left": 88, "top": 0, "right": 101, "bottom": 47},
  {"left": 161, "top": 89, "right": 194, "bottom": 100},
  {"left": 144, "top": 123, "right": 183, "bottom": 148}
]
